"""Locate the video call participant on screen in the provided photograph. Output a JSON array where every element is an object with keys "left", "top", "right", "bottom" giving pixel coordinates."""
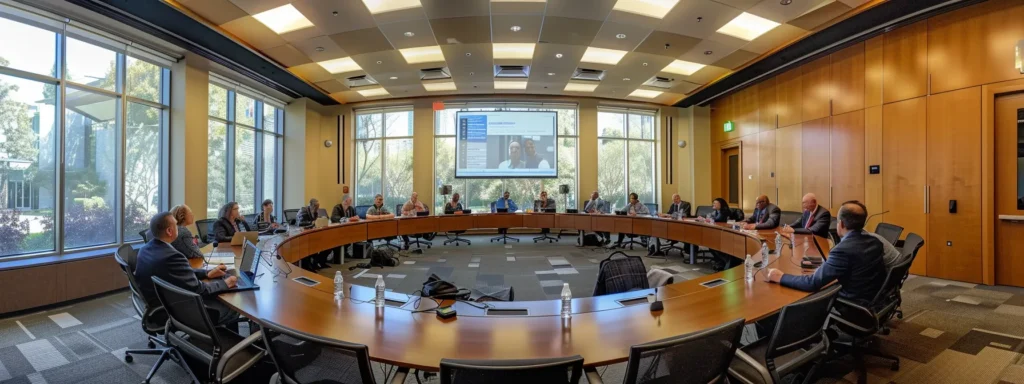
[
  {"left": 444, "top": 193, "right": 464, "bottom": 214},
  {"left": 366, "top": 194, "right": 395, "bottom": 220},
  {"left": 523, "top": 138, "right": 550, "bottom": 169},
  {"left": 583, "top": 191, "right": 611, "bottom": 244},
  {"left": 534, "top": 191, "right": 556, "bottom": 211},
  {"left": 609, "top": 193, "right": 650, "bottom": 249},
  {"left": 743, "top": 195, "right": 781, "bottom": 230},
  {"left": 497, "top": 141, "right": 525, "bottom": 169},
  {"left": 401, "top": 192, "right": 429, "bottom": 250}
]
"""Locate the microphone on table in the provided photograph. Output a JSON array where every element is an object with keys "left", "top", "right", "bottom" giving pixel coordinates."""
[
  {"left": 866, "top": 210, "right": 890, "bottom": 225},
  {"left": 204, "top": 241, "right": 219, "bottom": 267}
]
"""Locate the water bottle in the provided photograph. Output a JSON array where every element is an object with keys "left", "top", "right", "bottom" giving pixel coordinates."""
[
  {"left": 744, "top": 254, "right": 755, "bottom": 282},
  {"left": 375, "top": 275, "right": 385, "bottom": 308},
  {"left": 774, "top": 232, "right": 783, "bottom": 255},
  {"left": 560, "top": 283, "right": 572, "bottom": 319},
  {"left": 334, "top": 271, "right": 344, "bottom": 299},
  {"left": 761, "top": 242, "right": 770, "bottom": 271}
]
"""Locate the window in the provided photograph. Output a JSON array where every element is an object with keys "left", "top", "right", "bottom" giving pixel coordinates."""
[
  {"left": 598, "top": 109, "right": 658, "bottom": 210},
  {"left": 433, "top": 104, "right": 579, "bottom": 213},
  {"left": 0, "top": 6, "right": 172, "bottom": 258},
  {"left": 207, "top": 80, "right": 283, "bottom": 218},
  {"left": 354, "top": 108, "right": 413, "bottom": 211}
]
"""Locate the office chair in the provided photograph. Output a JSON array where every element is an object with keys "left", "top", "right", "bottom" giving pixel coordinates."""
[
  {"left": 828, "top": 217, "right": 840, "bottom": 245},
  {"left": 893, "top": 233, "right": 924, "bottom": 320},
  {"left": 694, "top": 205, "right": 714, "bottom": 219},
  {"left": 874, "top": 223, "right": 904, "bottom": 246},
  {"left": 585, "top": 318, "right": 744, "bottom": 384},
  {"left": 489, "top": 201, "right": 519, "bottom": 244},
  {"left": 443, "top": 208, "right": 471, "bottom": 246},
  {"left": 151, "top": 276, "right": 265, "bottom": 384},
  {"left": 593, "top": 252, "right": 649, "bottom": 296},
  {"left": 243, "top": 213, "right": 256, "bottom": 228},
  {"left": 440, "top": 355, "right": 583, "bottom": 384},
  {"left": 619, "top": 203, "right": 657, "bottom": 250},
  {"left": 261, "top": 319, "right": 409, "bottom": 384},
  {"left": 139, "top": 230, "right": 150, "bottom": 243},
  {"left": 729, "top": 285, "right": 842, "bottom": 384},
  {"left": 780, "top": 211, "right": 803, "bottom": 227},
  {"left": 731, "top": 207, "right": 745, "bottom": 221},
  {"left": 532, "top": 201, "right": 559, "bottom": 243},
  {"left": 283, "top": 209, "right": 299, "bottom": 226},
  {"left": 398, "top": 204, "right": 433, "bottom": 249},
  {"left": 195, "top": 218, "right": 216, "bottom": 243}
]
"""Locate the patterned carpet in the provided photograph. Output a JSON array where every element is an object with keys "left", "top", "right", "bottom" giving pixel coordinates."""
[{"left": 0, "top": 234, "right": 1021, "bottom": 383}]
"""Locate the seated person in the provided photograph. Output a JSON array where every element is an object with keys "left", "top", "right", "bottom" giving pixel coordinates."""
[
  {"left": 169, "top": 204, "right": 204, "bottom": 259},
  {"left": 709, "top": 198, "right": 731, "bottom": 223},
  {"left": 366, "top": 194, "right": 395, "bottom": 220},
  {"left": 610, "top": 193, "right": 650, "bottom": 249},
  {"left": 523, "top": 138, "right": 550, "bottom": 169},
  {"left": 781, "top": 193, "right": 832, "bottom": 239},
  {"left": 497, "top": 141, "right": 525, "bottom": 169},
  {"left": 444, "top": 193, "right": 464, "bottom": 214},
  {"left": 212, "top": 201, "right": 252, "bottom": 243},
  {"left": 331, "top": 194, "right": 358, "bottom": 259},
  {"left": 742, "top": 195, "right": 782, "bottom": 230},
  {"left": 296, "top": 198, "right": 331, "bottom": 271},
  {"left": 401, "top": 192, "right": 429, "bottom": 249},
  {"left": 583, "top": 191, "right": 611, "bottom": 244},
  {"left": 134, "top": 212, "right": 239, "bottom": 327},
  {"left": 255, "top": 199, "right": 282, "bottom": 234},
  {"left": 534, "top": 190, "right": 556, "bottom": 212},
  {"left": 653, "top": 194, "right": 692, "bottom": 253},
  {"left": 492, "top": 191, "right": 518, "bottom": 237}
]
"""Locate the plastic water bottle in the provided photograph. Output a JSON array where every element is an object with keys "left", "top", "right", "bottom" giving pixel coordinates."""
[
  {"left": 560, "top": 283, "right": 572, "bottom": 319},
  {"left": 744, "top": 254, "right": 755, "bottom": 282},
  {"left": 775, "top": 232, "right": 783, "bottom": 255},
  {"left": 334, "top": 271, "right": 344, "bottom": 299},
  {"left": 761, "top": 242, "right": 770, "bottom": 271},
  {"left": 375, "top": 275, "right": 385, "bottom": 308}
]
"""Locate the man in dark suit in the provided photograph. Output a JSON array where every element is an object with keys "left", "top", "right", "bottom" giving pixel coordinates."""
[
  {"left": 782, "top": 193, "right": 831, "bottom": 238},
  {"left": 296, "top": 198, "right": 332, "bottom": 271},
  {"left": 134, "top": 212, "right": 239, "bottom": 326},
  {"left": 768, "top": 200, "right": 886, "bottom": 305},
  {"left": 743, "top": 195, "right": 782, "bottom": 230},
  {"left": 660, "top": 194, "right": 691, "bottom": 220}
]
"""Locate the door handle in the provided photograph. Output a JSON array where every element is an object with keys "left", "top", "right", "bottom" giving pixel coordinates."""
[{"left": 924, "top": 185, "right": 930, "bottom": 214}]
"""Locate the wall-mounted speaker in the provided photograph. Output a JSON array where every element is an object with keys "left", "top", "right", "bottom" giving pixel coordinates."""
[
  {"left": 558, "top": 184, "right": 570, "bottom": 194},
  {"left": 439, "top": 185, "right": 452, "bottom": 195}
]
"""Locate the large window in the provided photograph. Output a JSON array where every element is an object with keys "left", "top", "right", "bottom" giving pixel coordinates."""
[
  {"left": 207, "top": 81, "right": 283, "bottom": 218},
  {"left": 0, "top": 6, "right": 171, "bottom": 258},
  {"left": 434, "top": 104, "right": 578, "bottom": 213},
  {"left": 354, "top": 108, "right": 413, "bottom": 211},
  {"left": 598, "top": 109, "right": 657, "bottom": 210}
]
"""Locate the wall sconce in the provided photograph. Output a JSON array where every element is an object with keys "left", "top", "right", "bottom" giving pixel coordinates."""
[{"left": 1017, "top": 40, "right": 1024, "bottom": 74}]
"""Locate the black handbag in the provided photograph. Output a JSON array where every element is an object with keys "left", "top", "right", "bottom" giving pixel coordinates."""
[{"left": 421, "top": 274, "right": 470, "bottom": 300}]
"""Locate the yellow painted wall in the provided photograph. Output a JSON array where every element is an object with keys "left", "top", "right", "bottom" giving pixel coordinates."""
[{"left": 169, "top": 53, "right": 209, "bottom": 218}]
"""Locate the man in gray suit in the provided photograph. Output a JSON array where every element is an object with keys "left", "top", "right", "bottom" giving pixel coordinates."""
[
  {"left": 782, "top": 193, "right": 832, "bottom": 239},
  {"left": 134, "top": 212, "right": 239, "bottom": 326},
  {"left": 582, "top": 191, "right": 611, "bottom": 244},
  {"left": 743, "top": 195, "right": 782, "bottom": 230}
]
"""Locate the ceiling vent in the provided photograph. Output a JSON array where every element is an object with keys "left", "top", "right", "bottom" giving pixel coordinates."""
[
  {"left": 494, "top": 65, "right": 530, "bottom": 78},
  {"left": 420, "top": 67, "right": 451, "bottom": 80},
  {"left": 345, "top": 75, "right": 378, "bottom": 88},
  {"left": 571, "top": 68, "right": 605, "bottom": 81},
  {"left": 643, "top": 76, "right": 674, "bottom": 89}
]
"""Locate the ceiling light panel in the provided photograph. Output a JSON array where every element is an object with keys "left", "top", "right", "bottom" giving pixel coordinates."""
[
  {"left": 318, "top": 57, "right": 362, "bottom": 74},
  {"left": 494, "top": 81, "right": 528, "bottom": 89},
  {"left": 493, "top": 43, "right": 536, "bottom": 59},
  {"left": 564, "top": 82, "right": 598, "bottom": 92},
  {"left": 362, "top": 0, "right": 422, "bottom": 14},
  {"left": 580, "top": 47, "right": 627, "bottom": 65},
  {"left": 661, "top": 60, "right": 705, "bottom": 76},
  {"left": 612, "top": 0, "right": 680, "bottom": 19},
  {"left": 358, "top": 88, "right": 391, "bottom": 97},
  {"left": 252, "top": 4, "right": 314, "bottom": 34},
  {"left": 716, "top": 12, "right": 780, "bottom": 41},
  {"left": 423, "top": 82, "right": 457, "bottom": 91},
  {"left": 629, "top": 89, "right": 662, "bottom": 98},
  {"left": 399, "top": 46, "right": 445, "bottom": 64},
  {"left": 491, "top": 0, "right": 546, "bottom": 2}
]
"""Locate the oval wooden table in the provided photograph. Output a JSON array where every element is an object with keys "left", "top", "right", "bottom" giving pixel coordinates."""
[{"left": 197, "top": 213, "right": 830, "bottom": 372}]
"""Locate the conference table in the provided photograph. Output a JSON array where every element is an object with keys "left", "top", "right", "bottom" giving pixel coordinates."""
[{"left": 193, "top": 212, "right": 830, "bottom": 372}]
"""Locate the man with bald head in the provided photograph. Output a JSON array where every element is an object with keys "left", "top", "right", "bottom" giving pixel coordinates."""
[
  {"left": 660, "top": 194, "right": 691, "bottom": 220},
  {"left": 743, "top": 195, "right": 781, "bottom": 230},
  {"left": 781, "top": 193, "right": 831, "bottom": 238},
  {"left": 401, "top": 192, "right": 428, "bottom": 250},
  {"left": 498, "top": 141, "right": 525, "bottom": 169}
]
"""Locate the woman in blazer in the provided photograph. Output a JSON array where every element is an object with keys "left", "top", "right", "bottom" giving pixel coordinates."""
[
  {"left": 213, "top": 202, "right": 252, "bottom": 243},
  {"left": 169, "top": 204, "right": 204, "bottom": 259},
  {"left": 710, "top": 198, "right": 732, "bottom": 223}
]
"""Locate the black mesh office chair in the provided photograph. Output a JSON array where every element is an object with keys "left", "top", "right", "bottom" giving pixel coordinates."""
[
  {"left": 694, "top": 205, "right": 714, "bottom": 218},
  {"left": 731, "top": 208, "right": 745, "bottom": 221},
  {"left": 440, "top": 355, "right": 583, "bottom": 384},
  {"left": 261, "top": 319, "right": 408, "bottom": 384},
  {"left": 780, "top": 211, "right": 802, "bottom": 226},
  {"left": 828, "top": 217, "right": 840, "bottom": 245},
  {"left": 532, "top": 200, "right": 559, "bottom": 243},
  {"left": 893, "top": 233, "right": 924, "bottom": 320},
  {"left": 139, "top": 230, "right": 151, "bottom": 243},
  {"left": 593, "top": 252, "right": 649, "bottom": 296},
  {"left": 729, "top": 285, "right": 842, "bottom": 384},
  {"left": 115, "top": 244, "right": 183, "bottom": 383},
  {"left": 443, "top": 207, "right": 472, "bottom": 246},
  {"left": 354, "top": 205, "right": 370, "bottom": 219},
  {"left": 585, "top": 318, "right": 744, "bottom": 384},
  {"left": 397, "top": 204, "right": 433, "bottom": 249},
  {"left": 151, "top": 277, "right": 265, "bottom": 383},
  {"left": 195, "top": 218, "right": 216, "bottom": 243},
  {"left": 283, "top": 209, "right": 299, "bottom": 226},
  {"left": 490, "top": 202, "right": 519, "bottom": 244},
  {"left": 618, "top": 203, "right": 656, "bottom": 250},
  {"left": 874, "top": 223, "right": 903, "bottom": 246},
  {"left": 243, "top": 213, "right": 256, "bottom": 229}
]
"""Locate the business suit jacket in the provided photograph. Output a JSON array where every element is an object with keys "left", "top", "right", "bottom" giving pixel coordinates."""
[
  {"left": 790, "top": 205, "right": 832, "bottom": 238},
  {"left": 444, "top": 201, "right": 464, "bottom": 214},
  {"left": 710, "top": 208, "right": 730, "bottom": 222},
  {"left": 296, "top": 206, "right": 321, "bottom": 226},
  {"left": 744, "top": 203, "right": 782, "bottom": 229},
  {"left": 534, "top": 198, "right": 556, "bottom": 211},
  {"left": 583, "top": 198, "right": 610, "bottom": 214},
  {"left": 780, "top": 229, "right": 887, "bottom": 305},
  {"left": 171, "top": 226, "right": 204, "bottom": 259},
  {"left": 331, "top": 205, "right": 357, "bottom": 222},
  {"left": 212, "top": 217, "right": 252, "bottom": 243},
  {"left": 134, "top": 239, "right": 228, "bottom": 310},
  {"left": 665, "top": 201, "right": 691, "bottom": 219}
]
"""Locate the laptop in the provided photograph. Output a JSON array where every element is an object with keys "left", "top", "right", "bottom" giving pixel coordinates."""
[
  {"left": 416, "top": 211, "right": 429, "bottom": 217},
  {"left": 496, "top": 208, "right": 509, "bottom": 213},
  {"left": 230, "top": 231, "right": 259, "bottom": 246},
  {"left": 224, "top": 240, "right": 261, "bottom": 292}
]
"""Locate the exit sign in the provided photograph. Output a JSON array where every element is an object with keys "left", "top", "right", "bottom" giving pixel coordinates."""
[{"left": 724, "top": 120, "right": 734, "bottom": 132}]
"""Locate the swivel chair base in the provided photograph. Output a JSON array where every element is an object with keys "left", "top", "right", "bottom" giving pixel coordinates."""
[
  {"left": 125, "top": 335, "right": 198, "bottom": 384},
  {"left": 375, "top": 238, "right": 401, "bottom": 250},
  {"left": 831, "top": 337, "right": 900, "bottom": 384},
  {"left": 444, "top": 232, "right": 471, "bottom": 246},
  {"left": 490, "top": 230, "right": 520, "bottom": 244},
  {"left": 620, "top": 235, "right": 646, "bottom": 250},
  {"left": 406, "top": 237, "right": 432, "bottom": 249},
  {"left": 533, "top": 230, "right": 558, "bottom": 243}
]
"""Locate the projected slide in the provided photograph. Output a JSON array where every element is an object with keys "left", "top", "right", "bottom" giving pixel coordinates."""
[{"left": 455, "top": 111, "right": 558, "bottom": 178}]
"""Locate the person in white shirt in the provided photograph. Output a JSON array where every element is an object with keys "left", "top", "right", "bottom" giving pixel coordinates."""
[
  {"left": 583, "top": 191, "right": 610, "bottom": 244},
  {"left": 497, "top": 141, "right": 525, "bottom": 169},
  {"left": 523, "top": 138, "right": 550, "bottom": 169},
  {"left": 401, "top": 192, "right": 428, "bottom": 249}
]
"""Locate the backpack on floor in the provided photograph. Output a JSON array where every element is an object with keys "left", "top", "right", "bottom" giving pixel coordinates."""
[
  {"left": 580, "top": 233, "right": 601, "bottom": 247},
  {"left": 370, "top": 248, "right": 400, "bottom": 267}
]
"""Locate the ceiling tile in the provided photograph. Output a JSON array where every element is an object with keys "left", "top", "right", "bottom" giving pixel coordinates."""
[
  {"left": 838, "top": 0, "right": 869, "bottom": 7},
  {"left": 712, "top": 0, "right": 763, "bottom": 11},
  {"left": 539, "top": 17, "right": 602, "bottom": 46},
  {"left": 315, "top": 79, "right": 349, "bottom": 93},
  {"left": 634, "top": 31, "right": 702, "bottom": 58},
  {"left": 350, "top": 50, "right": 415, "bottom": 74},
  {"left": 440, "top": 44, "right": 492, "bottom": 68},
  {"left": 378, "top": 19, "right": 439, "bottom": 49},
  {"left": 603, "top": 52, "right": 675, "bottom": 86},
  {"left": 370, "top": 7, "right": 429, "bottom": 24},
  {"left": 287, "top": 62, "right": 334, "bottom": 83},
  {"left": 679, "top": 38, "right": 744, "bottom": 64},
  {"left": 605, "top": 8, "right": 671, "bottom": 29},
  {"left": 545, "top": 0, "right": 615, "bottom": 20},
  {"left": 177, "top": 0, "right": 248, "bottom": 25},
  {"left": 278, "top": 24, "right": 325, "bottom": 44},
  {"left": 291, "top": 35, "right": 349, "bottom": 62},
  {"left": 371, "top": 71, "right": 427, "bottom": 86},
  {"left": 430, "top": 16, "right": 492, "bottom": 45},
  {"left": 748, "top": 0, "right": 831, "bottom": 24},
  {"left": 329, "top": 28, "right": 395, "bottom": 56},
  {"left": 422, "top": 0, "right": 491, "bottom": 18},
  {"left": 682, "top": 65, "right": 730, "bottom": 84},
  {"left": 220, "top": 16, "right": 287, "bottom": 50},
  {"left": 490, "top": 1, "right": 547, "bottom": 15},
  {"left": 787, "top": 1, "right": 853, "bottom": 30},
  {"left": 491, "top": 15, "right": 543, "bottom": 44},
  {"left": 657, "top": 0, "right": 742, "bottom": 40},
  {"left": 669, "top": 80, "right": 701, "bottom": 94},
  {"left": 292, "top": 0, "right": 378, "bottom": 35},
  {"left": 227, "top": 0, "right": 291, "bottom": 15},
  {"left": 531, "top": 43, "right": 588, "bottom": 71},
  {"left": 711, "top": 49, "right": 759, "bottom": 69},
  {"left": 590, "top": 21, "right": 653, "bottom": 52},
  {"left": 449, "top": 65, "right": 492, "bottom": 83},
  {"left": 329, "top": 91, "right": 356, "bottom": 103},
  {"left": 740, "top": 23, "right": 807, "bottom": 54},
  {"left": 262, "top": 44, "right": 314, "bottom": 68}
]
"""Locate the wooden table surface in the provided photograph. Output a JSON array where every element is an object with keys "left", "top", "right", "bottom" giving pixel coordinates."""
[{"left": 192, "top": 213, "right": 830, "bottom": 371}]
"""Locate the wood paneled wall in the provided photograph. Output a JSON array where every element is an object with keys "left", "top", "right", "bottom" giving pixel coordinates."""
[
  {"left": 0, "top": 255, "right": 127, "bottom": 314},
  {"left": 707, "top": 0, "right": 1024, "bottom": 284}
]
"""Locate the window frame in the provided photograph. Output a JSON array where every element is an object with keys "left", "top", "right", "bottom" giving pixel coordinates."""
[
  {"left": 353, "top": 107, "right": 415, "bottom": 210},
  {"left": 597, "top": 107, "right": 659, "bottom": 210}
]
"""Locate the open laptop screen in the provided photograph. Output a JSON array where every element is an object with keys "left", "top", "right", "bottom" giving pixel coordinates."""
[{"left": 240, "top": 240, "right": 260, "bottom": 274}]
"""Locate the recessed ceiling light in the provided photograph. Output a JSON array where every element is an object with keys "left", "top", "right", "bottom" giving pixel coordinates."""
[
  {"left": 390, "top": 76, "right": 398, "bottom": 80},
  {"left": 548, "top": 72, "right": 555, "bottom": 76},
  {"left": 252, "top": 4, "right": 314, "bottom": 34},
  {"left": 642, "top": 62, "right": 648, "bottom": 66},
  {"left": 470, "top": 72, "right": 475, "bottom": 76},
  {"left": 510, "top": 25, "right": 522, "bottom": 32},
  {"left": 423, "top": 82, "right": 457, "bottom": 91},
  {"left": 332, "top": 11, "right": 339, "bottom": 16},
  {"left": 357, "top": 87, "right": 390, "bottom": 97},
  {"left": 361, "top": 0, "right": 422, "bottom": 14},
  {"left": 612, "top": 0, "right": 680, "bottom": 19},
  {"left": 780, "top": 0, "right": 792, "bottom": 4},
  {"left": 661, "top": 60, "right": 705, "bottom": 76},
  {"left": 317, "top": 57, "right": 361, "bottom": 74},
  {"left": 494, "top": 81, "right": 528, "bottom": 90},
  {"left": 399, "top": 46, "right": 445, "bottom": 64},
  {"left": 403, "top": 31, "right": 415, "bottom": 37},
  {"left": 704, "top": 50, "right": 713, "bottom": 55},
  {"left": 717, "top": 12, "right": 780, "bottom": 41},
  {"left": 623, "top": 77, "right": 630, "bottom": 81},
  {"left": 493, "top": 43, "right": 535, "bottom": 59},
  {"left": 315, "top": 47, "right": 325, "bottom": 52},
  {"left": 628, "top": 89, "right": 662, "bottom": 98},
  {"left": 616, "top": 33, "right": 627, "bottom": 39},
  {"left": 564, "top": 82, "right": 598, "bottom": 92},
  {"left": 465, "top": 52, "right": 472, "bottom": 57},
  {"left": 377, "top": 60, "right": 383, "bottom": 64},
  {"left": 581, "top": 47, "right": 627, "bottom": 65}
]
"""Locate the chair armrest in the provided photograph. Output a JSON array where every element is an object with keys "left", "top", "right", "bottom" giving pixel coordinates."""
[
  {"left": 829, "top": 298, "right": 877, "bottom": 334},
  {"left": 217, "top": 330, "right": 265, "bottom": 382},
  {"left": 732, "top": 349, "right": 773, "bottom": 384},
  {"left": 584, "top": 367, "right": 604, "bottom": 384},
  {"left": 389, "top": 367, "right": 410, "bottom": 384}
]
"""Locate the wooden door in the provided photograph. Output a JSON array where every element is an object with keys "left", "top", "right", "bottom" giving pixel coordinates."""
[
  {"left": 994, "top": 92, "right": 1024, "bottom": 287},
  {"left": 722, "top": 147, "right": 741, "bottom": 207},
  {"left": 883, "top": 97, "right": 928, "bottom": 275}
]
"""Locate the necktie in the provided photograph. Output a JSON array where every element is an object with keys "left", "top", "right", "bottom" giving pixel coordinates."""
[
  {"left": 759, "top": 210, "right": 765, "bottom": 223},
  {"left": 805, "top": 210, "right": 813, "bottom": 229}
]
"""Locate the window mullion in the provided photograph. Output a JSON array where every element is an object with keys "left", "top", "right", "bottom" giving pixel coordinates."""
[
  {"left": 226, "top": 91, "right": 236, "bottom": 204},
  {"left": 56, "top": 23, "right": 66, "bottom": 253},
  {"left": 116, "top": 52, "right": 125, "bottom": 244}
]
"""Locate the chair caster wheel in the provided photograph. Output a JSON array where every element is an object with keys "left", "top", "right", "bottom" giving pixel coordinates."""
[
  {"left": 890, "top": 362, "right": 900, "bottom": 371},
  {"left": 125, "top": 354, "right": 134, "bottom": 363},
  {"left": 896, "top": 313, "right": 904, "bottom": 319},
  {"left": 148, "top": 340, "right": 155, "bottom": 348},
  {"left": 880, "top": 328, "right": 890, "bottom": 336}
]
